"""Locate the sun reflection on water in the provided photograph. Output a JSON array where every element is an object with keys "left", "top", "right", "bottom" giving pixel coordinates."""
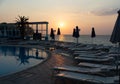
[{"left": 59, "top": 35, "right": 65, "bottom": 41}]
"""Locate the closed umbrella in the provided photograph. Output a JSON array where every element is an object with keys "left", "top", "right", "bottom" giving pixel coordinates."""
[
  {"left": 57, "top": 28, "right": 61, "bottom": 35},
  {"left": 110, "top": 10, "right": 120, "bottom": 82},
  {"left": 110, "top": 10, "right": 120, "bottom": 44},
  {"left": 72, "top": 28, "right": 76, "bottom": 43},
  {"left": 91, "top": 27, "right": 96, "bottom": 38},
  {"left": 72, "top": 28, "right": 76, "bottom": 37},
  {"left": 50, "top": 28, "right": 55, "bottom": 40},
  {"left": 57, "top": 28, "right": 61, "bottom": 41},
  {"left": 75, "top": 26, "right": 80, "bottom": 44},
  {"left": 91, "top": 27, "right": 96, "bottom": 44}
]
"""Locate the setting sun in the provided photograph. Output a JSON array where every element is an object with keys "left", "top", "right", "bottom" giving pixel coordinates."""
[{"left": 59, "top": 22, "right": 64, "bottom": 27}]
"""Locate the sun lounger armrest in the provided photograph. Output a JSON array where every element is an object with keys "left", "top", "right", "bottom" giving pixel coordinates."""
[{"left": 84, "top": 79, "right": 104, "bottom": 84}]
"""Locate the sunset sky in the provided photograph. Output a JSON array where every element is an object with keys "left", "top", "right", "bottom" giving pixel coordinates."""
[{"left": 0, "top": 0, "right": 120, "bottom": 35}]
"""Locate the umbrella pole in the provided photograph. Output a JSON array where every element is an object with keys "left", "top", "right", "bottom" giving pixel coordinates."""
[
  {"left": 92, "top": 38, "right": 93, "bottom": 44},
  {"left": 115, "top": 43, "right": 120, "bottom": 83},
  {"left": 58, "top": 35, "right": 59, "bottom": 41},
  {"left": 118, "top": 43, "right": 120, "bottom": 83},
  {"left": 76, "top": 38, "right": 78, "bottom": 44}
]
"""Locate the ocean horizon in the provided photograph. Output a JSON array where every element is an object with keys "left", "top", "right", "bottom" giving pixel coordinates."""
[{"left": 51, "top": 35, "right": 116, "bottom": 46}]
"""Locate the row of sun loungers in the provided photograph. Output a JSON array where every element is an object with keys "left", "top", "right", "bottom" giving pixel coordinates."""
[
  {"left": 53, "top": 65, "right": 102, "bottom": 73},
  {"left": 52, "top": 43, "right": 119, "bottom": 84},
  {"left": 54, "top": 71, "right": 119, "bottom": 84},
  {"left": 53, "top": 65, "right": 110, "bottom": 76},
  {"left": 75, "top": 56, "right": 114, "bottom": 64},
  {"left": 53, "top": 65, "right": 119, "bottom": 83},
  {"left": 78, "top": 62, "right": 120, "bottom": 71}
]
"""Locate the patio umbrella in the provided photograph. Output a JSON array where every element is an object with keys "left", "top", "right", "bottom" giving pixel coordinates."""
[
  {"left": 110, "top": 10, "right": 120, "bottom": 45},
  {"left": 110, "top": 10, "right": 120, "bottom": 82},
  {"left": 91, "top": 27, "right": 96, "bottom": 44},
  {"left": 50, "top": 28, "right": 55, "bottom": 40},
  {"left": 72, "top": 28, "right": 76, "bottom": 43},
  {"left": 57, "top": 28, "right": 61, "bottom": 41},
  {"left": 57, "top": 28, "right": 61, "bottom": 35},
  {"left": 91, "top": 27, "right": 96, "bottom": 38},
  {"left": 75, "top": 26, "right": 80, "bottom": 44},
  {"left": 72, "top": 28, "right": 76, "bottom": 37}
]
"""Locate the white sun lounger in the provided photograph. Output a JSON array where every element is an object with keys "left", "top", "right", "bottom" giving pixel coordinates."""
[
  {"left": 73, "top": 50, "right": 97, "bottom": 53},
  {"left": 55, "top": 71, "right": 119, "bottom": 84},
  {"left": 73, "top": 51, "right": 98, "bottom": 56},
  {"left": 70, "top": 47, "right": 94, "bottom": 51},
  {"left": 76, "top": 55, "right": 109, "bottom": 59},
  {"left": 53, "top": 65, "right": 120, "bottom": 75},
  {"left": 52, "top": 65, "right": 108, "bottom": 77},
  {"left": 78, "top": 62, "right": 119, "bottom": 70},
  {"left": 75, "top": 56, "right": 114, "bottom": 64},
  {"left": 74, "top": 51, "right": 106, "bottom": 55},
  {"left": 73, "top": 51, "right": 108, "bottom": 58}
]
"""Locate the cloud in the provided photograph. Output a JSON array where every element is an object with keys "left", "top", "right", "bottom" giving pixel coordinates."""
[{"left": 91, "top": 8, "right": 119, "bottom": 16}]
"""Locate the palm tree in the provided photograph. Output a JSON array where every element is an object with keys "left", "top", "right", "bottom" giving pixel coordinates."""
[{"left": 16, "top": 15, "right": 29, "bottom": 39}]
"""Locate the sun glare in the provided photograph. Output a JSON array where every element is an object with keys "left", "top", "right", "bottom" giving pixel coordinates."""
[{"left": 59, "top": 22, "right": 64, "bottom": 27}]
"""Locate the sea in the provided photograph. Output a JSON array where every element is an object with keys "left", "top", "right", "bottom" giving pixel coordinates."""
[{"left": 53, "top": 35, "right": 116, "bottom": 46}]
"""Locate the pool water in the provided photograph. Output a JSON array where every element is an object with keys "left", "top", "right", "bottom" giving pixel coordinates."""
[{"left": 0, "top": 46, "right": 48, "bottom": 77}]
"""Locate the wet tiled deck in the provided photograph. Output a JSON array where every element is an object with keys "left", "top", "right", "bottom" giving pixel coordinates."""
[{"left": 0, "top": 50, "right": 74, "bottom": 84}]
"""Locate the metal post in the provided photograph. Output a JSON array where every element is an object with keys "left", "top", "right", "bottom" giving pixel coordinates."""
[
  {"left": 45, "top": 23, "right": 48, "bottom": 41},
  {"left": 36, "top": 24, "right": 38, "bottom": 34}
]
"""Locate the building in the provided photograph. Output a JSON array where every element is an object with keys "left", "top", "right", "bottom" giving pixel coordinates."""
[
  {"left": 0, "top": 21, "right": 49, "bottom": 40},
  {"left": 0, "top": 23, "right": 20, "bottom": 38}
]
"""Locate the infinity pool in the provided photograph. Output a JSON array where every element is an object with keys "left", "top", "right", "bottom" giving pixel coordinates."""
[{"left": 0, "top": 46, "right": 48, "bottom": 77}]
